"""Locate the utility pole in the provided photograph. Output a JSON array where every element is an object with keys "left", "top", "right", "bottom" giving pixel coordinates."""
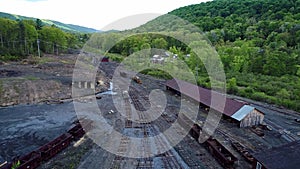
[
  {"left": 24, "top": 39, "right": 27, "bottom": 55},
  {"left": 0, "top": 34, "right": 3, "bottom": 48},
  {"left": 37, "top": 39, "right": 40, "bottom": 57},
  {"left": 196, "top": 62, "right": 199, "bottom": 82}
]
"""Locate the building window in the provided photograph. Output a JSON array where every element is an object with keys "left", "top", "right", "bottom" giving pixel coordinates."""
[{"left": 256, "top": 162, "right": 262, "bottom": 169}]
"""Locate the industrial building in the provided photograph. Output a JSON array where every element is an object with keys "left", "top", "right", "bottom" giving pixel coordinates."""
[
  {"left": 252, "top": 140, "right": 300, "bottom": 169},
  {"left": 165, "top": 78, "right": 264, "bottom": 127}
]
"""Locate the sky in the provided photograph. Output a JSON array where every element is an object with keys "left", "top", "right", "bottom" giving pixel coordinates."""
[{"left": 0, "top": 0, "right": 210, "bottom": 31}]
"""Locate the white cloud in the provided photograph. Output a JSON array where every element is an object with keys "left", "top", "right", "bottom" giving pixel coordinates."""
[{"left": 0, "top": 0, "right": 210, "bottom": 30}]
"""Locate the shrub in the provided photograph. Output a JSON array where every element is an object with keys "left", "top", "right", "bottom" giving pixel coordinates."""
[
  {"left": 0, "top": 55, "right": 21, "bottom": 61},
  {"left": 106, "top": 53, "right": 124, "bottom": 62}
]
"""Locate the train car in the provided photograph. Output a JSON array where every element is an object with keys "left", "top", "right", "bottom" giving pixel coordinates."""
[
  {"left": 68, "top": 119, "right": 92, "bottom": 140},
  {"left": 0, "top": 119, "right": 92, "bottom": 169},
  {"left": 205, "top": 138, "right": 238, "bottom": 169},
  {"left": 16, "top": 151, "right": 41, "bottom": 169},
  {"left": 1, "top": 151, "right": 42, "bottom": 169},
  {"left": 38, "top": 133, "right": 72, "bottom": 161},
  {"left": 190, "top": 124, "right": 201, "bottom": 140},
  {"left": 231, "top": 141, "right": 254, "bottom": 163},
  {"left": 67, "top": 123, "right": 85, "bottom": 140},
  {"left": 177, "top": 113, "right": 238, "bottom": 169}
]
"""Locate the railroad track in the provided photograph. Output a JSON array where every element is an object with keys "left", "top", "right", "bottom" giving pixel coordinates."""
[
  {"left": 142, "top": 112, "right": 186, "bottom": 168},
  {"left": 110, "top": 136, "right": 130, "bottom": 169},
  {"left": 171, "top": 126, "right": 205, "bottom": 169},
  {"left": 154, "top": 111, "right": 211, "bottom": 169},
  {"left": 124, "top": 96, "right": 133, "bottom": 128},
  {"left": 129, "top": 86, "right": 149, "bottom": 112},
  {"left": 111, "top": 85, "right": 187, "bottom": 169},
  {"left": 112, "top": 80, "right": 229, "bottom": 168},
  {"left": 264, "top": 119, "right": 298, "bottom": 142}
]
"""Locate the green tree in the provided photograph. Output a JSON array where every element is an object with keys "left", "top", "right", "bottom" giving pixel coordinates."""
[
  {"left": 227, "top": 77, "right": 238, "bottom": 94},
  {"left": 35, "top": 19, "right": 43, "bottom": 30},
  {"left": 141, "top": 43, "right": 151, "bottom": 50},
  {"left": 276, "top": 88, "right": 290, "bottom": 104},
  {"left": 152, "top": 38, "right": 168, "bottom": 49},
  {"left": 38, "top": 26, "right": 67, "bottom": 54}
]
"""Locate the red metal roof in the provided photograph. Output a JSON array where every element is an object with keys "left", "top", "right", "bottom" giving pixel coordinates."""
[{"left": 165, "top": 78, "right": 247, "bottom": 117}]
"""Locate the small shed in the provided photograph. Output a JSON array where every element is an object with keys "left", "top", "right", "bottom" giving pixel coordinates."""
[
  {"left": 165, "top": 78, "right": 264, "bottom": 127},
  {"left": 231, "top": 105, "right": 264, "bottom": 127},
  {"left": 252, "top": 140, "right": 300, "bottom": 169},
  {"left": 151, "top": 55, "right": 164, "bottom": 64}
]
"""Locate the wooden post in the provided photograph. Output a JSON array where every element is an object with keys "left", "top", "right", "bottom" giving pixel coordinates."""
[
  {"left": 37, "top": 39, "right": 40, "bottom": 57},
  {"left": 0, "top": 34, "right": 3, "bottom": 47}
]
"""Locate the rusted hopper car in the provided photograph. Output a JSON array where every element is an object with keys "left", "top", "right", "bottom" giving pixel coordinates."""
[
  {"left": 38, "top": 133, "right": 72, "bottom": 161},
  {"left": 2, "top": 151, "right": 41, "bottom": 169},
  {"left": 205, "top": 138, "right": 238, "bottom": 169},
  {"left": 17, "top": 151, "right": 41, "bottom": 169},
  {"left": 67, "top": 123, "right": 85, "bottom": 140},
  {"left": 231, "top": 141, "right": 254, "bottom": 163},
  {"left": 68, "top": 119, "right": 92, "bottom": 140},
  {"left": 189, "top": 124, "right": 201, "bottom": 140},
  {"left": 0, "top": 119, "right": 92, "bottom": 169},
  {"left": 178, "top": 113, "right": 238, "bottom": 169}
]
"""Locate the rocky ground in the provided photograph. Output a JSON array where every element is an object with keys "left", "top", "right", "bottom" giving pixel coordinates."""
[
  {"left": 1, "top": 56, "right": 300, "bottom": 169},
  {"left": 0, "top": 54, "right": 109, "bottom": 106}
]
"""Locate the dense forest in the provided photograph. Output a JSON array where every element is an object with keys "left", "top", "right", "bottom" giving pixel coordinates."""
[
  {"left": 88, "top": 0, "right": 300, "bottom": 111},
  {"left": 0, "top": 17, "right": 90, "bottom": 60},
  {"left": 170, "top": 0, "right": 300, "bottom": 111}
]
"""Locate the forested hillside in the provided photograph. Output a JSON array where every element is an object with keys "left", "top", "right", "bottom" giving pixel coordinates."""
[
  {"left": 168, "top": 0, "right": 300, "bottom": 110},
  {"left": 0, "top": 12, "right": 98, "bottom": 33},
  {"left": 0, "top": 17, "right": 90, "bottom": 60},
  {"left": 93, "top": 0, "right": 300, "bottom": 111},
  {"left": 169, "top": 0, "right": 300, "bottom": 74}
]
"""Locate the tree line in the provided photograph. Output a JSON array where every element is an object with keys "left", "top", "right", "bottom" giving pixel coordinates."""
[{"left": 0, "top": 18, "right": 89, "bottom": 60}]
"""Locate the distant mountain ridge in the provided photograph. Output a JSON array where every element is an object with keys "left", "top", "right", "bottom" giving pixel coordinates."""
[{"left": 0, "top": 12, "right": 99, "bottom": 33}]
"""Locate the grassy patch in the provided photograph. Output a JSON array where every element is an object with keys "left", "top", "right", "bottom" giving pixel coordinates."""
[
  {"left": 140, "top": 69, "right": 172, "bottom": 79},
  {"left": 229, "top": 72, "right": 300, "bottom": 111},
  {"left": 0, "top": 55, "right": 21, "bottom": 61},
  {"left": 60, "top": 60, "right": 73, "bottom": 64},
  {"left": 106, "top": 53, "right": 124, "bottom": 62},
  {"left": 26, "top": 56, "right": 56, "bottom": 65},
  {"left": 37, "top": 57, "right": 56, "bottom": 64}
]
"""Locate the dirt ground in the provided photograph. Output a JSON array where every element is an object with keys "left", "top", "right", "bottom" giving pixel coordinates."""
[
  {"left": 1, "top": 56, "right": 300, "bottom": 169},
  {"left": 0, "top": 54, "right": 109, "bottom": 107}
]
